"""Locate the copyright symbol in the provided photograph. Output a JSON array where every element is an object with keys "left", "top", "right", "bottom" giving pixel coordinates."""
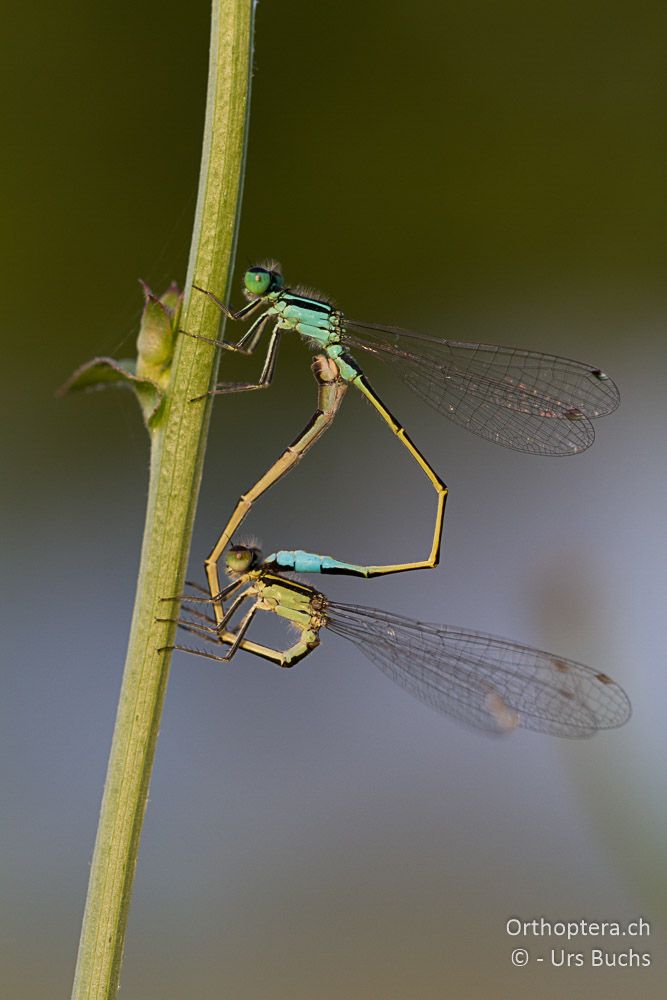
[{"left": 511, "top": 948, "right": 529, "bottom": 967}]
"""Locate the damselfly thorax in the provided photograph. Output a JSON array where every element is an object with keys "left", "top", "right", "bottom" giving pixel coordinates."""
[{"left": 270, "top": 289, "right": 343, "bottom": 344}]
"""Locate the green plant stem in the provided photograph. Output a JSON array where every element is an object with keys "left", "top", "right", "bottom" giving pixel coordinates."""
[{"left": 71, "top": 3, "right": 254, "bottom": 997}]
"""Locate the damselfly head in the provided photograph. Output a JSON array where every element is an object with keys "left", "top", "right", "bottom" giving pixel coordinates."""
[
  {"left": 243, "top": 262, "right": 284, "bottom": 299},
  {"left": 225, "top": 544, "right": 262, "bottom": 577}
]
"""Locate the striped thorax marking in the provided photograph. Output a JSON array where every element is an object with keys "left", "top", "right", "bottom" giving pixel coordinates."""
[
  {"left": 272, "top": 290, "right": 343, "bottom": 346},
  {"left": 252, "top": 571, "right": 328, "bottom": 631}
]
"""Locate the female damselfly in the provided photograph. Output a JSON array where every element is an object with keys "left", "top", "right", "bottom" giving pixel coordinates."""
[{"left": 160, "top": 544, "right": 630, "bottom": 739}]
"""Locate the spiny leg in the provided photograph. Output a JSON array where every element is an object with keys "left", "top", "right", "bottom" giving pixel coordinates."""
[
  {"left": 192, "top": 285, "right": 264, "bottom": 323},
  {"left": 192, "top": 325, "right": 283, "bottom": 400},
  {"left": 217, "top": 625, "right": 320, "bottom": 667},
  {"left": 231, "top": 312, "right": 275, "bottom": 354},
  {"left": 271, "top": 372, "right": 447, "bottom": 579},
  {"left": 162, "top": 580, "right": 253, "bottom": 633},
  {"left": 159, "top": 600, "right": 258, "bottom": 662},
  {"left": 157, "top": 582, "right": 247, "bottom": 647},
  {"left": 156, "top": 614, "right": 218, "bottom": 634},
  {"left": 161, "top": 577, "right": 246, "bottom": 608},
  {"left": 160, "top": 590, "right": 253, "bottom": 630},
  {"left": 215, "top": 590, "right": 254, "bottom": 634},
  {"left": 180, "top": 284, "right": 277, "bottom": 396},
  {"left": 158, "top": 614, "right": 241, "bottom": 664},
  {"left": 221, "top": 603, "right": 259, "bottom": 660},
  {"left": 205, "top": 355, "right": 348, "bottom": 625},
  {"left": 162, "top": 644, "right": 235, "bottom": 664},
  {"left": 175, "top": 604, "right": 216, "bottom": 626},
  {"left": 161, "top": 612, "right": 319, "bottom": 668},
  {"left": 190, "top": 314, "right": 281, "bottom": 403},
  {"left": 178, "top": 293, "right": 267, "bottom": 353}
]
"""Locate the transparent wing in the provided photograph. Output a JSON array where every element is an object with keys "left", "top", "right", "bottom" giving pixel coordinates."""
[
  {"left": 325, "top": 601, "right": 630, "bottom": 737},
  {"left": 342, "top": 320, "right": 620, "bottom": 456}
]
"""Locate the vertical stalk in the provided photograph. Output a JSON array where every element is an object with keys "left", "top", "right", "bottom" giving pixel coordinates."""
[{"left": 71, "top": 3, "right": 255, "bottom": 997}]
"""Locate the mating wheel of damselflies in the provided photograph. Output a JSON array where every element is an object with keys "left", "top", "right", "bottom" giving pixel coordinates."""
[{"left": 181, "top": 262, "right": 618, "bottom": 622}]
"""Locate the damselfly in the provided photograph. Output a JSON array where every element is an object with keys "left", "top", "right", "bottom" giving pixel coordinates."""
[
  {"left": 160, "top": 545, "right": 631, "bottom": 739},
  {"left": 182, "top": 263, "right": 618, "bottom": 617}
]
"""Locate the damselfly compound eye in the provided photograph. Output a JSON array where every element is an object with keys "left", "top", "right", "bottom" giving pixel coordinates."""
[
  {"left": 244, "top": 268, "right": 272, "bottom": 296},
  {"left": 243, "top": 266, "right": 284, "bottom": 297},
  {"left": 225, "top": 544, "right": 260, "bottom": 575}
]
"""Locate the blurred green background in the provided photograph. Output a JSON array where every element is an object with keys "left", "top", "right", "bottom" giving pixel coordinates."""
[{"left": 2, "top": 1, "right": 666, "bottom": 996}]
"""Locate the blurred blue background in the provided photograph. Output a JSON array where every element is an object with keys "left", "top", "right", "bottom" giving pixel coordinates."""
[{"left": 2, "top": 1, "right": 666, "bottom": 996}]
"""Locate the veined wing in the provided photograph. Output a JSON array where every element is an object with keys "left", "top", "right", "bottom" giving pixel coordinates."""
[
  {"left": 342, "top": 320, "right": 620, "bottom": 456},
  {"left": 325, "top": 601, "right": 630, "bottom": 737}
]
